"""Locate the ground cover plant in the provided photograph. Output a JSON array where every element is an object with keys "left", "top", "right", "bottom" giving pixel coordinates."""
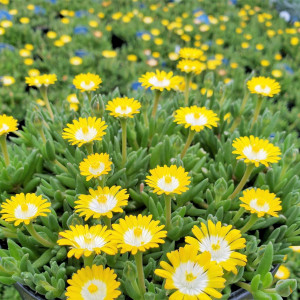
[{"left": 0, "top": 0, "right": 299, "bottom": 299}]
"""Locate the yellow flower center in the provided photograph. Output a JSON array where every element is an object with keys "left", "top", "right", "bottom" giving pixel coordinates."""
[
  {"left": 84, "top": 233, "right": 94, "bottom": 244},
  {"left": 211, "top": 241, "right": 221, "bottom": 251},
  {"left": 256, "top": 197, "right": 265, "bottom": 206},
  {"left": 185, "top": 272, "right": 196, "bottom": 282},
  {"left": 120, "top": 105, "right": 127, "bottom": 111},
  {"left": 82, "top": 126, "right": 89, "bottom": 134},
  {"left": 88, "top": 283, "right": 98, "bottom": 293},
  {"left": 193, "top": 112, "right": 201, "bottom": 119},
  {"left": 252, "top": 144, "right": 261, "bottom": 153},
  {"left": 21, "top": 203, "right": 28, "bottom": 211},
  {"left": 97, "top": 194, "right": 107, "bottom": 204},
  {"left": 164, "top": 175, "right": 172, "bottom": 184},
  {"left": 91, "top": 162, "right": 100, "bottom": 169},
  {"left": 134, "top": 227, "right": 143, "bottom": 237}
]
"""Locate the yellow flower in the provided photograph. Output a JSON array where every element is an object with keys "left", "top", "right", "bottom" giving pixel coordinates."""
[
  {"left": 0, "top": 114, "right": 18, "bottom": 136},
  {"left": 177, "top": 59, "right": 206, "bottom": 74},
  {"left": 289, "top": 246, "right": 300, "bottom": 253},
  {"left": 20, "top": 17, "right": 30, "bottom": 24},
  {"left": 73, "top": 73, "right": 102, "bottom": 92},
  {"left": 139, "top": 70, "right": 180, "bottom": 91},
  {"left": 69, "top": 103, "right": 78, "bottom": 112},
  {"left": 232, "top": 136, "right": 281, "bottom": 167},
  {"left": 173, "top": 76, "right": 197, "bottom": 92},
  {"left": 102, "top": 50, "right": 117, "bottom": 58},
  {"left": 24, "top": 58, "right": 34, "bottom": 65},
  {"left": 201, "top": 88, "right": 213, "bottom": 97},
  {"left": 240, "top": 188, "right": 281, "bottom": 217},
  {"left": 179, "top": 47, "right": 203, "bottom": 60},
  {"left": 67, "top": 94, "right": 79, "bottom": 104},
  {"left": 145, "top": 165, "right": 190, "bottom": 196},
  {"left": 47, "top": 31, "right": 57, "bottom": 39},
  {"left": 66, "top": 265, "right": 121, "bottom": 300},
  {"left": 70, "top": 56, "right": 82, "bottom": 65},
  {"left": 275, "top": 265, "right": 290, "bottom": 280},
  {"left": 62, "top": 117, "right": 107, "bottom": 147},
  {"left": 1, "top": 76, "right": 15, "bottom": 86},
  {"left": 111, "top": 214, "right": 167, "bottom": 255},
  {"left": 261, "top": 59, "right": 270, "bottom": 67},
  {"left": 247, "top": 76, "right": 280, "bottom": 97},
  {"left": 186, "top": 221, "right": 247, "bottom": 274},
  {"left": 28, "top": 69, "right": 40, "bottom": 77},
  {"left": 25, "top": 74, "right": 57, "bottom": 87},
  {"left": 272, "top": 70, "right": 282, "bottom": 78},
  {"left": 0, "top": 193, "right": 51, "bottom": 226},
  {"left": 79, "top": 153, "right": 112, "bottom": 180},
  {"left": 174, "top": 106, "right": 219, "bottom": 132},
  {"left": 155, "top": 246, "right": 225, "bottom": 299},
  {"left": 75, "top": 186, "right": 129, "bottom": 220},
  {"left": 106, "top": 97, "right": 141, "bottom": 118},
  {"left": 127, "top": 54, "right": 137, "bottom": 62},
  {"left": 57, "top": 224, "right": 117, "bottom": 258},
  {"left": 168, "top": 52, "right": 179, "bottom": 61},
  {"left": 290, "top": 37, "right": 299, "bottom": 46}
]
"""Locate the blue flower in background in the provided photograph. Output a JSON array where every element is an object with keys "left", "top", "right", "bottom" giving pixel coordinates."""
[
  {"left": 193, "top": 8, "right": 203, "bottom": 14},
  {"left": 269, "top": 133, "right": 275, "bottom": 138},
  {"left": 136, "top": 31, "right": 151, "bottom": 38},
  {"left": 75, "top": 11, "right": 89, "bottom": 18},
  {"left": 34, "top": 6, "right": 46, "bottom": 15},
  {"left": 131, "top": 82, "right": 143, "bottom": 90},
  {"left": 74, "top": 26, "right": 88, "bottom": 35},
  {"left": 161, "top": 61, "right": 166, "bottom": 67},
  {"left": 283, "top": 64, "right": 294, "bottom": 74},
  {"left": 0, "top": 10, "right": 12, "bottom": 21},
  {"left": 75, "top": 49, "right": 88, "bottom": 57},
  {"left": 222, "top": 58, "right": 229, "bottom": 65},
  {"left": 230, "top": 0, "right": 237, "bottom": 5},
  {"left": 45, "top": 0, "right": 56, "bottom": 3},
  {"left": 195, "top": 14, "right": 210, "bottom": 24},
  {"left": 0, "top": 43, "right": 15, "bottom": 52}
]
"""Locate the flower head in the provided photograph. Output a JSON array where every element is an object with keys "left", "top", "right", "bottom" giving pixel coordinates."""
[
  {"left": 139, "top": 70, "right": 180, "bottom": 91},
  {"left": 62, "top": 117, "right": 107, "bottom": 147},
  {"left": 106, "top": 97, "right": 141, "bottom": 118},
  {"left": 275, "top": 265, "right": 290, "bottom": 280},
  {"left": 79, "top": 153, "right": 112, "bottom": 180},
  {"left": 179, "top": 47, "right": 204, "bottom": 60},
  {"left": 111, "top": 214, "right": 167, "bottom": 255},
  {"left": 57, "top": 224, "right": 117, "bottom": 259},
  {"left": 173, "top": 76, "right": 198, "bottom": 92},
  {"left": 177, "top": 59, "right": 206, "bottom": 74},
  {"left": 145, "top": 165, "right": 190, "bottom": 196},
  {"left": 0, "top": 114, "right": 18, "bottom": 136},
  {"left": 0, "top": 193, "right": 51, "bottom": 226},
  {"left": 247, "top": 76, "right": 280, "bottom": 97},
  {"left": 1, "top": 76, "right": 15, "bottom": 86},
  {"left": 240, "top": 188, "right": 281, "bottom": 217},
  {"left": 73, "top": 73, "right": 102, "bottom": 92},
  {"left": 155, "top": 245, "right": 225, "bottom": 299},
  {"left": 66, "top": 265, "right": 121, "bottom": 300},
  {"left": 174, "top": 106, "right": 219, "bottom": 132},
  {"left": 75, "top": 186, "right": 129, "bottom": 220},
  {"left": 185, "top": 221, "right": 247, "bottom": 274},
  {"left": 232, "top": 136, "right": 281, "bottom": 167},
  {"left": 25, "top": 74, "right": 57, "bottom": 88}
]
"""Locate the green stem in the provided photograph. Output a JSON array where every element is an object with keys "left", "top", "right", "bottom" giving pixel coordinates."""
[
  {"left": 32, "top": 249, "right": 53, "bottom": 269},
  {"left": 85, "top": 142, "right": 93, "bottom": 155},
  {"left": 230, "top": 116, "right": 241, "bottom": 133},
  {"left": 134, "top": 251, "right": 146, "bottom": 297},
  {"left": 120, "top": 118, "right": 127, "bottom": 167},
  {"left": 236, "top": 282, "right": 252, "bottom": 293},
  {"left": 180, "top": 130, "right": 196, "bottom": 159},
  {"left": 232, "top": 207, "right": 245, "bottom": 225},
  {"left": 0, "top": 135, "right": 10, "bottom": 166},
  {"left": 103, "top": 216, "right": 111, "bottom": 229},
  {"left": 151, "top": 90, "right": 162, "bottom": 118},
  {"left": 87, "top": 92, "right": 92, "bottom": 103},
  {"left": 83, "top": 253, "right": 95, "bottom": 267},
  {"left": 142, "top": 108, "right": 149, "bottom": 128},
  {"left": 184, "top": 73, "right": 192, "bottom": 106},
  {"left": 251, "top": 96, "right": 263, "bottom": 129},
  {"left": 229, "top": 164, "right": 255, "bottom": 200},
  {"left": 164, "top": 195, "right": 172, "bottom": 231},
  {"left": 25, "top": 223, "right": 56, "bottom": 248},
  {"left": 240, "top": 91, "right": 250, "bottom": 113},
  {"left": 240, "top": 214, "right": 258, "bottom": 234},
  {"left": 40, "top": 86, "right": 54, "bottom": 121}
]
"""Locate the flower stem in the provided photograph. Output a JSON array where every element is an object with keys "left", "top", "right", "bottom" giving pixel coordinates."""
[
  {"left": 184, "top": 73, "right": 192, "bottom": 106},
  {"left": 0, "top": 218, "right": 15, "bottom": 230},
  {"left": 83, "top": 253, "right": 95, "bottom": 267},
  {"left": 236, "top": 281, "right": 252, "bottom": 293},
  {"left": 240, "top": 91, "right": 250, "bottom": 113},
  {"left": 251, "top": 96, "right": 263, "bottom": 129},
  {"left": 232, "top": 207, "right": 245, "bottom": 225},
  {"left": 0, "top": 135, "right": 10, "bottom": 166},
  {"left": 229, "top": 164, "right": 255, "bottom": 200},
  {"left": 134, "top": 251, "right": 146, "bottom": 297},
  {"left": 25, "top": 223, "right": 56, "bottom": 248},
  {"left": 120, "top": 118, "right": 127, "bottom": 167},
  {"left": 180, "top": 130, "right": 195, "bottom": 159},
  {"left": 142, "top": 108, "right": 149, "bottom": 128},
  {"left": 85, "top": 142, "right": 93, "bottom": 155},
  {"left": 40, "top": 86, "right": 54, "bottom": 121},
  {"left": 240, "top": 214, "right": 259, "bottom": 234},
  {"left": 164, "top": 195, "right": 172, "bottom": 231},
  {"left": 151, "top": 90, "right": 162, "bottom": 118},
  {"left": 103, "top": 216, "right": 111, "bottom": 229}
]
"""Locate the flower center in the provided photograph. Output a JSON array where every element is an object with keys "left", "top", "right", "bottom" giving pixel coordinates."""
[
  {"left": 21, "top": 203, "right": 28, "bottom": 212},
  {"left": 91, "top": 162, "right": 101, "bottom": 169},
  {"left": 97, "top": 195, "right": 107, "bottom": 204},
  {"left": 121, "top": 105, "right": 127, "bottom": 111},
  {"left": 164, "top": 175, "right": 172, "bottom": 184},
  {"left": 193, "top": 112, "right": 201, "bottom": 119},
  {"left": 88, "top": 283, "right": 98, "bottom": 294},
  {"left": 134, "top": 227, "right": 143, "bottom": 237},
  {"left": 252, "top": 144, "right": 261, "bottom": 153},
  {"left": 84, "top": 233, "right": 94, "bottom": 244},
  {"left": 82, "top": 126, "right": 89, "bottom": 135},
  {"left": 256, "top": 197, "right": 265, "bottom": 206},
  {"left": 254, "top": 84, "right": 271, "bottom": 94},
  {"left": 211, "top": 241, "right": 221, "bottom": 251},
  {"left": 185, "top": 272, "right": 197, "bottom": 282}
]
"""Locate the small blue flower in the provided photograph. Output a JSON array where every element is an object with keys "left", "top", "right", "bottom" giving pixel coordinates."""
[
  {"left": 230, "top": 0, "right": 237, "bottom": 5},
  {"left": 34, "top": 6, "right": 46, "bottom": 15},
  {"left": 193, "top": 8, "right": 203, "bottom": 14},
  {"left": 0, "top": 10, "right": 12, "bottom": 21},
  {"left": 74, "top": 26, "right": 88, "bottom": 35},
  {"left": 75, "top": 49, "right": 88, "bottom": 57},
  {"left": 0, "top": 43, "right": 15, "bottom": 52},
  {"left": 131, "top": 82, "right": 142, "bottom": 90},
  {"left": 269, "top": 133, "right": 275, "bottom": 138},
  {"left": 44, "top": 0, "right": 56, "bottom": 3},
  {"left": 283, "top": 64, "right": 294, "bottom": 74},
  {"left": 196, "top": 14, "right": 210, "bottom": 24},
  {"left": 75, "top": 10, "right": 89, "bottom": 18},
  {"left": 222, "top": 58, "right": 229, "bottom": 65}
]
